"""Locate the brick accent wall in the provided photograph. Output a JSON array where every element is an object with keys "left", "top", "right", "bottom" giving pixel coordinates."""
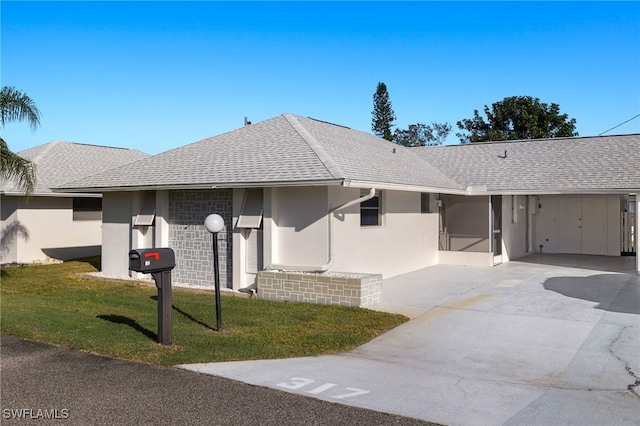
[
  {"left": 168, "top": 190, "right": 233, "bottom": 289},
  {"left": 257, "top": 271, "right": 382, "bottom": 307}
]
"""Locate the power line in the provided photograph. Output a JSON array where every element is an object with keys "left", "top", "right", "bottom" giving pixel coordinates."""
[{"left": 598, "top": 113, "right": 640, "bottom": 135}]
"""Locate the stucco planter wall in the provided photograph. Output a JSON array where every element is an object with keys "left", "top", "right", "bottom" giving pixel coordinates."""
[{"left": 257, "top": 271, "right": 382, "bottom": 307}]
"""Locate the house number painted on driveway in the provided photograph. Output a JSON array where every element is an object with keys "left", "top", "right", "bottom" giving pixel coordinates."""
[{"left": 276, "top": 377, "right": 370, "bottom": 399}]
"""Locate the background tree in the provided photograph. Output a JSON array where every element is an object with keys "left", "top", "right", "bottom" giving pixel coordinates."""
[
  {"left": 371, "top": 82, "right": 396, "bottom": 141},
  {"left": 456, "top": 95, "right": 578, "bottom": 143},
  {"left": 0, "top": 86, "right": 40, "bottom": 194},
  {"left": 393, "top": 122, "right": 452, "bottom": 147}
]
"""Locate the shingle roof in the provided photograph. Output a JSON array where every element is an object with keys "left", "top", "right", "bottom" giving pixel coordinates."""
[
  {"left": 292, "top": 116, "right": 460, "bottom": 190},
  {"left": 1, "top": 141, "right": 149, "bottom": 195},
  {"left": 57, "top": 114, "right": 461, "bottom": 192},
  {"left": 55, "top": 114, "right": 640, "bottom": 194},
  {"left": 413, "top": 134, "right": 640, "bottom": 193}
]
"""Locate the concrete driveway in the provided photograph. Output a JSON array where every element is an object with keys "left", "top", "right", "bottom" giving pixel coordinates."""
[{"left": 180, "top": 254, "right": 640, "bottom": 425}]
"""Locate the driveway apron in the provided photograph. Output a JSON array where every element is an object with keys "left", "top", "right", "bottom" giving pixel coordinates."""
[{"left": 179, "top": 255, "right": 640, "bottom": 425}]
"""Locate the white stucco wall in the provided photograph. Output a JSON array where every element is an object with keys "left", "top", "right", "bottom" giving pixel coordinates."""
[
  {"left": 437, "top": 251, "right": 493, "bottom": 267},
  {"left": 0, "top": 195, "right": 102, "bottom": 263},
  {"left": 605, "top": 194, "right": 622, "bottom": 257},
  {"left": 502, "top": 195, "right": 528, "bottom": 261},
  {"left": 269, "top": 186, "right": 329, "bottom": 267},
  {"left": 329, "top": 187, "right": 438, "bottom": 278},
  {"left": 534, "top": 195, "right": 559, "bottom": 253},
  {"left": 1, "top": 195, "right": 19, "bottom": 263},
  {"left": 232, "top": 188, "right": 244, "bottom": 289},
  {"left": 155, "top": 190, "right": 169, "bottom": 248},
  {"left": 263, "top": 187, "right": 276, "bottom": 271},
  {"left": 262, "top": 186, "right": 438, "bottom": 279},
  {"left": 102, "top": 192, "right": 133, "bottom": 277}
]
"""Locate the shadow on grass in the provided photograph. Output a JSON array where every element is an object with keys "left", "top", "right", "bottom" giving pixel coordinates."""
[
  {"left": 96, "top": 314, "right": 157, "bottom": 341},
  {"left": 73, "top": 256, "right": 101, "bottom": 271},
  {"left": 149, "top": 295, "right": 216, "bottom": 331},
  {"left": 173, "top": 304, "right": 217, "bottom": 331}
]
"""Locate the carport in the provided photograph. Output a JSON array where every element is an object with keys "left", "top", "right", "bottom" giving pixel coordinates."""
[
  {"left": 436, "top": 192, "right": 638, "bottom": 273},
  {"left": 415, "top": 135, "right": 640, "bottom": 276}
]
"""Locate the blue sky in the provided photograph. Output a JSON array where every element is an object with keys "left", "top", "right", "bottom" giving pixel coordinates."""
[{"left": 2, "top": 1, "right": 639, "bottom": 155}]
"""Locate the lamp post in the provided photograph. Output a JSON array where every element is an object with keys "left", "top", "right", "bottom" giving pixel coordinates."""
[{"left": 204, "top": 214, "right": 225, "bottom": 331}]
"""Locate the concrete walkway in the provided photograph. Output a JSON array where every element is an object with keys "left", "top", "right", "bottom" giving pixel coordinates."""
[{"left": 180, "top": 254, "right": 640, "bottom": 425}]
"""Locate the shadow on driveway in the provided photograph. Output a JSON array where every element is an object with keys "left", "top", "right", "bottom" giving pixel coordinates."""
[{"left": 543, "top": 274, "right": 640, "bottom": 314}]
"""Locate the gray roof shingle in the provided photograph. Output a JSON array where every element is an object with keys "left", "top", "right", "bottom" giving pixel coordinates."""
[
  {"left": 293, "top": 115, "right": 460, "bottom": 189},
  {"left": 54, "top": 114, "right": 640, "bottom": 194},
  {"left": 413, "top": 134, "right": 640, "bottom": 193},
  {"left": 58, "top": 114, "right": 461, "bottom": 192},
  {"left": 1, "top": 141, "right": 149, "bottom": 195}
]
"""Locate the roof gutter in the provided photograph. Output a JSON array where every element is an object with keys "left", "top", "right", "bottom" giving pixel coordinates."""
[
  {"left": 266, "top": 188, "right": 376, "bottom": 273},
  {"left": 1, "top": 191, "right": 102, "bottom": 198},
  {"left": 490, "top": 188, "right": 640, "bottom": 195},
  {"left": 343, "top": 179, "right": 467, "bottom": 195},
  {"left": 52, "top": 179, "right": 345, "bottom": 194}
]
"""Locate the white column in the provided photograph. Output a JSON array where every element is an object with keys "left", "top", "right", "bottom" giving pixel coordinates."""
[
  {"left": 232, "top": 188, "right": 244, "bottom": 290},
  {"left": 155, "top": 190, "right": 169, "bottom": 248},
  {"left": 263, "top": 187, "right": 276, "bottom": 268},
  {"left": 130, "top": 191, "right": 145, "bottom": 279},
  {"left": 101, "top": 192, "right": 132, "bottom": 278}
]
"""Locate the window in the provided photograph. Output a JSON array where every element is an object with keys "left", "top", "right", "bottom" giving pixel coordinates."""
[
  {"left": 73, "top": 197, "right": 102, "bottom": 221},
  {"left": 421, "top": 193, "right": 431, "bottom": 213},
  {"left": 360, "top": 190, "right": 381, "bottom": 226}
]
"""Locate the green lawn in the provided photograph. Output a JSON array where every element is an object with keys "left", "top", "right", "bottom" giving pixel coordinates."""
[{"left": 0, "top": 258, "right": 407, "bottom": 366}]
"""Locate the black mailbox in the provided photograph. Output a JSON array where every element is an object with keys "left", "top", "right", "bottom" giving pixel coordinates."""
[
  {"left": 128, "top": 247, "right": 175, "bottom": 345},
  {"left": 129, "top": 248, "right": 175, "bottom": 273}
]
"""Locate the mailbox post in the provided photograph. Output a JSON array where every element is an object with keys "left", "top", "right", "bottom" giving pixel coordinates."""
[{"left": 129, "top": 248, "right": 175, "bottom": 345}]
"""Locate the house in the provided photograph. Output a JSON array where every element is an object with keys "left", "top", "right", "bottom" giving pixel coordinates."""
[
  {"left": 1, "top": 141, "right": 148, "bottom": 263},
  {"left": 55, "top": 114, "right": 640, "bottom": 305}
]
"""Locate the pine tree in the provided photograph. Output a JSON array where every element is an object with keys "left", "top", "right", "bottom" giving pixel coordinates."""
[{"left": 371, "top": 82, "right": 396, "bottom": 141}]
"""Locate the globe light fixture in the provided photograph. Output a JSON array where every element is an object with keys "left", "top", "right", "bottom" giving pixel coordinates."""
[{"left": 204, "top": 213, "right": 225, "bottom": 331}]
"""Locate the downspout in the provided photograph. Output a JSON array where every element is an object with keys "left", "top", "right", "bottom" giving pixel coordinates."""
[{"left": 267, "top": 188, "right": 376, "bottom": 273}]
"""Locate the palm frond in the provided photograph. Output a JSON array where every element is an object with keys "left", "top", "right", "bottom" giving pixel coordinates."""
[
  {"left": 0, "top": 86, "right": 41, "bottom": 130},
  {"left": 0, "top": 137, "right": 37, "bottom": 194}
]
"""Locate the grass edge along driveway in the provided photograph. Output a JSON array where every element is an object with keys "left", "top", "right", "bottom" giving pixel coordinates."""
[{"left": 0, "top": 259, "right": 407, "bottom": 366}]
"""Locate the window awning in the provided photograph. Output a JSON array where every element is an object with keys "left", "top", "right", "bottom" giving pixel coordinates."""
[
  {"left": 134, "top": 191, "right": 156, "bottom": 226},
  {"left": 237, "top": 188, "right": 263, "bottom": 228}
]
